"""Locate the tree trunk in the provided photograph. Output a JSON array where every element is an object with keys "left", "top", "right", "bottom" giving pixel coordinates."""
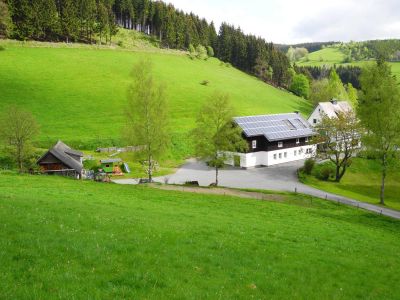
[
  {"left": 148, "top": 154, "right": 152, "bottom": 182},
  {"left": 380, "top": 154, "right": 387, "bottom": 205},
  {"left": 335, "top": 165, "right": 341, "bottom": 182},
  {"left": 17, "top": 145, "right": 23, "bottom": 173},
  {"left": 215, "top": 166, "right": 219, "bottom": 186}
]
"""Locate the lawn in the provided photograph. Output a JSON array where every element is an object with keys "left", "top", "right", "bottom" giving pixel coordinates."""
[
  {"left": 0, "top": 173, "right": 400, "bottom": 298},
  {"left": 301, "top": 158, "right": 400, "bottom": 211},
  {"left": 0, "top": 40, "right": 310, "bottom": 154}
]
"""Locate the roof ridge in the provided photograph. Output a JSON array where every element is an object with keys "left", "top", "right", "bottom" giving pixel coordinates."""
[{"left": 234, "top": 112, "right": 298, "bottom": 119}]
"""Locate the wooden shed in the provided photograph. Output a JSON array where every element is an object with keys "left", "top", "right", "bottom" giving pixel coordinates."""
[
  {"left": 100, "top": 159, "right": 123, "bottom": 175},
  {"left": 37, "top": 141, "right": 84, "bottom": 179}
]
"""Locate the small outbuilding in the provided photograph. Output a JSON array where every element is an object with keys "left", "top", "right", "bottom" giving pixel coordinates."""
[
  {"left": 37, "top": 141, "right": 84, "bottom": 179},
  {"left": 100, "top": 159, "right": 123, "bottom": 174}
]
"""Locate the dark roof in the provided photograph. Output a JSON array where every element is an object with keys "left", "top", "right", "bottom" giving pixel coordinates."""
[
  {"left": 100, "top": 159, "right": 122, "bottom": 164},
  {"left": 234, "top": 113, "right": 314, "bottom": 142},
  {"left": 38, "top": 141, "right": 83, "bottom": 173}
]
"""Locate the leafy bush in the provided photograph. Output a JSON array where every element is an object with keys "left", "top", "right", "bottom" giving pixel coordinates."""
[
  {"left": 303, "top": 158, "right": 315, "bottom": 175},
  {"left": 316, "top": 165, "right": 335, "bottom": 181},
  {"left": 196, "top": 45, "right": 208, "bottom": 60},
  {"left": 188, "top": 44, "right": 196, "bottom": 60},
  {"left": 206, "top": 46, "right": 214, "bottom": 58},
  {"left": 289, "top": 74, "right": 310, "bottom": 99},
  {"left": 84, "top": 159, "right": 98, "bottom": 171},
  {"left": 200, "top": 80, "right": 209, "bottom": 86},
  {"left": 0, "top": 46, "right": 5, "bottom": 51}
]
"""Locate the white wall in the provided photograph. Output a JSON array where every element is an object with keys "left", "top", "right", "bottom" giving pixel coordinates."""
[
  {"left": 226, "top": 145, "right": 317, "bottom": 168},
  {"left": 307, "top": 105, "right": 323, "bottom": 126}
]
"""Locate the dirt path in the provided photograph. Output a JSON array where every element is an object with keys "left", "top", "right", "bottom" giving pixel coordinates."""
[
  {"left": 151, "top": 184, "right": 286, "bottom": 202},
  {"left": 150, "top": 184, "right": 400, "bottom": 220}
]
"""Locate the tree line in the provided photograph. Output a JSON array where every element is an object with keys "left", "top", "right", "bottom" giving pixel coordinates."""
[
  {"left": 276, "top": 41, "right": 337, "bottom": 54},
  {"left": 216, "top": 23, "right": 291, "bottom": 87},
  {"left": 294, "top": 65, "right": 362, "bottom": 89}
]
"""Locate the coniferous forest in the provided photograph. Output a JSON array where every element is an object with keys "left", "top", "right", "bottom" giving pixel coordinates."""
[{"left": 2, "top": 0, "right": 291, "bottom": 88}]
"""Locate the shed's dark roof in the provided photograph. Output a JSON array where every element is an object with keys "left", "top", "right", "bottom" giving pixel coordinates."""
[
  {"left": 234, "top": 113, "right": 314, "bottom": 141},
  {"left": 100, "top": 159, "right": 122, "bottom": 164},
  {"left": 38, "top": 141, "right": 83, "bottom": 173}
]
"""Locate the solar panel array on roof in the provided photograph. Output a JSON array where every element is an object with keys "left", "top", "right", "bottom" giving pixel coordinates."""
[{"left": 234, "top": 113, "right": 314, "bottom": 142}]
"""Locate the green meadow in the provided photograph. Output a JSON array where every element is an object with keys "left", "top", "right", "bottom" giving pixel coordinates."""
[
  {"left": 0, "top": 173, "right": 399, "bottom": 299},
  {"left": 297, "top": 46, "right": 400, "bottom": 78},
  {"left": 0, "top": 40, "right": 310, "bottom": 152},
  {"left": 301, "top": 158, "right": 400, "bottom": 211}
]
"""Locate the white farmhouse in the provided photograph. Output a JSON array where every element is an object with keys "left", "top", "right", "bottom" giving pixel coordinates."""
[
  {"left": 308, "top": 99, "right": 353, "bottom": 126},
  {"left": 227, "top": 113, "right": 317, "bottom": 168}
]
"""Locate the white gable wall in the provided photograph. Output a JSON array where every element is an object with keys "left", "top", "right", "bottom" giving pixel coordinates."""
[{"left": 307, "top": 104, "right": 324, "bottom": 126}]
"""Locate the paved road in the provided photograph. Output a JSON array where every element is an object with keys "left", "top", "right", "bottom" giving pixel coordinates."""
[{"left": 114, "top": 159, "right": 400, "bottom": 220}]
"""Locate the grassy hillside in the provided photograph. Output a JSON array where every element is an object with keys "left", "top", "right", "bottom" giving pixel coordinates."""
[
  {"left": 0, "top": 40, "right": 310, "bottom": 152},
  {"left": 0, "top": 173, "right": 400, "bottom": 298},
  {"left": 301, "top": 158, "right": 400, "bottom": 211},
  {"left": 298, "top": 46, "right": 400, "bottom": 78},
  {"left": 300, "top": 47, "right": 346, "bottom": 66}
]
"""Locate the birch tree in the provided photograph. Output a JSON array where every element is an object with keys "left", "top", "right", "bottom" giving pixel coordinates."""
[{"left": 124, "top": 60, "right": 169, "bottom": 182}]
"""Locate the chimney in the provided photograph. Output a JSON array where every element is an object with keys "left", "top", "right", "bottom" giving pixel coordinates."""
[{"left": 330, "top": 99, "right": 338, "bottom": 105}]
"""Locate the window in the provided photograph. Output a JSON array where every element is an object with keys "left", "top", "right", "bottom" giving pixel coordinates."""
[
  {"left": 294, "top": 150, "right": 297, "bottom": 156},
  {"left": 252, "top": 140, "right": 257, "bottom": 149},
  {"left": 273, "top": 154, "right": 277, "bottom": 160},
  {"left": 305, "top": 137, "right": 309, "bottom": 143},
  {"left": 296, "top": 138, "right": 300, "bottom": 144},
  {"left": 278, "top": 142, "right": 283, "bottom": 148},
  {"left": 313, "top": 119, "right": 317, "bottom": 124},
  {"left": 106, "top": 164, "right": 110, "bottom": 168},
  {"left": 306, "top": 148, "right": 313, "bottom": 154},
  {"left": 284, "top": 152, "right": 287, "bottom": 158},
  {"left": 279, "top": 153, "right": 282, "bottom": 159}
]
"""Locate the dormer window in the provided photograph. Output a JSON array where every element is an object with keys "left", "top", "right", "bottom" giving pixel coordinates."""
[
  {"left": 252, "top": 140, "right": 257, "bottom": 149},
  {"left": 278, "top": 142, "right": 283, "bottom": 148}
]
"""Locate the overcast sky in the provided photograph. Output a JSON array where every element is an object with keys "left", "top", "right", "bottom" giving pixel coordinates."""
[{"left": 166, "top": 0, "right": 400, "bottom": 44}]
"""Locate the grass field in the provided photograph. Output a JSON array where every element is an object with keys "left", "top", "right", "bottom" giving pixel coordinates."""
[
  {"left": 299, "top": 47, "right": 346, "bottom": 66},
  {"left": 0, "top": 40, "right": 310, "bottom": 153},
  {"left": 301, "top": 158, "right": 400, "bottom": 211},
  {"left": 298, "top": 46, "right": 400, "bottom": 79},
  {"left": 0, "top": 173, "right": 400, "bottom": 298}
]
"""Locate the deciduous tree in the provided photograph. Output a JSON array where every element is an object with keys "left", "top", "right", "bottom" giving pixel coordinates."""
[
  {"left": 124, "top": 60, "right": 170, "bottom": 182},
  {"left": 0, "top": 106, "right": 39, "bottom": 172},
  {"left": 357, "top": 61, "right": 400, "bottom": 205},
  {"left": 0, "top": 0, "right": 13, "bottom": 37},
  {"left": 290, "top": 73, "right": 310, "bottom": 99},
  {"left": 314, "top": 110, "right": 361, "bottom": 182},
  {"left": 192, "top": 92, "right": 247, "bottom": 186}
]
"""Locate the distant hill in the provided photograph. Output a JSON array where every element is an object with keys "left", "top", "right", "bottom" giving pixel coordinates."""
[
  {"left": 298, "top": 48, "right": 400, "bottom": 79},
  {"left": 0, "top": 39, "right": 310, "bottom": 156},
  {"left": 276, "top": 42, "right": 337, "bottom": 53}
]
